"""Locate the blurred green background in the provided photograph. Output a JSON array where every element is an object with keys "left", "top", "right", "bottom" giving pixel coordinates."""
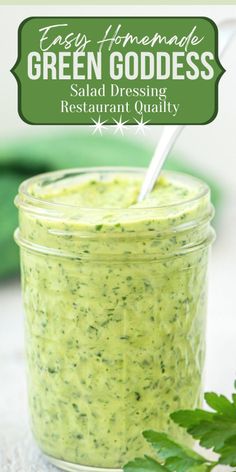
[{"left": 0, "top": 132, "right": 221, "bottom": 279}]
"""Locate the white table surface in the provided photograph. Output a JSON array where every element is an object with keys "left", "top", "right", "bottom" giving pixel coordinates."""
[{"left": 0, "top": 231, "right": 235, "bottom": 471}]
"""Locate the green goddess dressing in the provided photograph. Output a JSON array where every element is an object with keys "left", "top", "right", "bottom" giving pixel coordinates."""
[{"left": 16, "top": 169, "right": 214, "bottom": 469}]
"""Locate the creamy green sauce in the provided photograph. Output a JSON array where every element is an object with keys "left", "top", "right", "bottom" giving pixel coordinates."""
[
  {"left": 34, "top": 174, "right": 195, "bottom": 209},
  {"left": 19, "top": 172, "right": 212, "bottom": 468}
]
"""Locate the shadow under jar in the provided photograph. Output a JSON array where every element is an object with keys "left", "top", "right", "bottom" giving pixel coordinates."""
[{"left": 15, "top": 167, "right": 215, "bottom": 472}]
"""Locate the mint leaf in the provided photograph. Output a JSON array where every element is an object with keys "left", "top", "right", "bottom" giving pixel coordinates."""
[
  {"left": 143, "top": 431, "right": 211, "bottom": 472},
  {"left": 124, "top": 455, "right": 170, "bottom": 472}
]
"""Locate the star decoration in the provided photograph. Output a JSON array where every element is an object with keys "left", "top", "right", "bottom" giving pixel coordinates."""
[
  {"left": 91, "top": 116, "right": 108, "bottom": 135},
  {"left": 134, "top": 115, "right": 150, "bottom": 135},
  {"left": 112, "top": 115, "right": 129, "bottom": 135}
]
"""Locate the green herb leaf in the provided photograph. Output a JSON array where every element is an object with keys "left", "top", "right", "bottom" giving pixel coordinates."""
[
  {"left": 218, "top": 435, "right": 236, "bottom": 466},
  {"left": 170, "top": 409, "right": 214, "bottom": 429},
  {"left": 143, "top": 431, "right": 210, "bottom": 472},
  {"left": 171, "top": 391, "right": 236, "bottom": 467},
  {"left": 124, "top": 455, "right": 170, "bottom": 472},
  {"left": 204, "top": 392, "right": 236, "bottom": 418},
  {"left": 123, "top": 381, "right": 236, "bottom": 472}
]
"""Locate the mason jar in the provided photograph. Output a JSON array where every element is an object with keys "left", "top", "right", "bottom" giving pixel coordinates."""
[{"left": 15, "top": 167, "right": 215, "bottom": 472}]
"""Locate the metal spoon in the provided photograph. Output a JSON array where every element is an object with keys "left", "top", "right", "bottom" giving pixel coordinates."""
[{"left": 138, "top": 19, "right": 236, "bottom": 203}]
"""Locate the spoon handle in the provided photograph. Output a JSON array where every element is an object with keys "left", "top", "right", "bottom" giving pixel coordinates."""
[
  {"left": 137, "top": 125, "right": 184, "bottom": 202},
  {"left": 138, "top": 18, "right": 236, "bottom": 203}
]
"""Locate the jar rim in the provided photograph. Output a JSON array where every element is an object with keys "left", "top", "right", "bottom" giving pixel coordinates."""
[{"left": 16, "top": 166, "right": 210, "bottom": 213}]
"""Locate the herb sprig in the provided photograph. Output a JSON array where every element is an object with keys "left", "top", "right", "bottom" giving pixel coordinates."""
[{"left": 124, "top": 382, "right": 236, "bottom": 472}]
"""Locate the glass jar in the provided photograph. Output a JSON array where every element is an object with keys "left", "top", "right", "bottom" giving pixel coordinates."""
[{"left": 15, "top": 167, "right": 215, "bottom": 472}]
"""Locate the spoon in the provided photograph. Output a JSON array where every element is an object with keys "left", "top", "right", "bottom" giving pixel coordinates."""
[{"left": 138, "top": 19, "right": 236, "bottom": 203}]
